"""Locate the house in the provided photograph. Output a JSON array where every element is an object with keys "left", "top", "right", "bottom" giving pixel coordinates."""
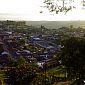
[
  {"left": 16, "top": 50, "right": 31, "bottom": 56},
  {"left": 0, "top": 51, "right": 11, "bottom": 65}
]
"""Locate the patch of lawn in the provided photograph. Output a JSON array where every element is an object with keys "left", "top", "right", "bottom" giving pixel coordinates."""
[
  {"left": 47, "top": 65, "right": 65, "bottom": 73},
  {"left": 47, "top": 65, "right": 67, "bottom": 77},
  {"left": 0, "top": 70, "right": 5, "bottom": 85}
]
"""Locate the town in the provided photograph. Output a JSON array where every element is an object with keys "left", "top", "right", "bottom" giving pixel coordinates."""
[{"left": 0, "top": 20, "right": 85, "bottom": 85}]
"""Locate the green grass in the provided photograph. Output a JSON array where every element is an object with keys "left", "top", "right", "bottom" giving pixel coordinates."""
[
  {"left": 47, "top": 65, "right": 67, "bottom": 77},
  {"left": 0, "top": 70, "right": 5, "bottom": 85},
  {"left": 47, "top": 65, "right": 65, "bottom": 73}
]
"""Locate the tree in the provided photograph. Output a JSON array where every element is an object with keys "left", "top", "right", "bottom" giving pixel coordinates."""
[
  {"left": 5, "top": 64, "right": 38, "bottom": 85},
  {"left": 60, "top": 37, "right": 85, "bottom": 85},
  {"left": 16, "top": 56, "right": 26, "bottom": 65},
  {"left": 41, "top": 0, "right": 85, "bottom": 14},
  {"left": 18, "top": 39, "right": 25, "bottom": 46},
  {"left": 7, "top": 56, "right": 26, "bottom": 67}
]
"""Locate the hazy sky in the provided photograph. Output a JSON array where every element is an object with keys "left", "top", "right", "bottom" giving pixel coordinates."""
[{"left": 0, "top": 0, "right": 85, "bottom": 21}]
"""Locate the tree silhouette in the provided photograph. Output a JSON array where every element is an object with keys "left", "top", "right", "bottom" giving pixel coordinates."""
[
  {"left": 41, "top": 0, "right": 85, "bottom": 14},
  {"left": 61, "top": 37, "right": 85, "bottom": 85}
]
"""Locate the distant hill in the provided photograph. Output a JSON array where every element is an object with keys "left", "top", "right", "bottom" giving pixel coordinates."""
[{"left": 26, "top": 21, "right": 85, "bottom": 29}]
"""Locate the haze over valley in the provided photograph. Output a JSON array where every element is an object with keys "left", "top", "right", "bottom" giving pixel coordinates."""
[{"left": 26, "top": 21, "right": 85, "bottom": 29}]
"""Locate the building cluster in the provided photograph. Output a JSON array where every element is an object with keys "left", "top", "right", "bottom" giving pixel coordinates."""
[
  {"left": 0, "top": 21, "right": 85, "bottom": 69},
  {"left": 0, "top": 25, "right": 60, "bottom": 69}
]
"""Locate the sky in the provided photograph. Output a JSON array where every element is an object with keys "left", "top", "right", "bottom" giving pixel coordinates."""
[{"left": 0, "top": 0, "right": 85, "bottom": 21}]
